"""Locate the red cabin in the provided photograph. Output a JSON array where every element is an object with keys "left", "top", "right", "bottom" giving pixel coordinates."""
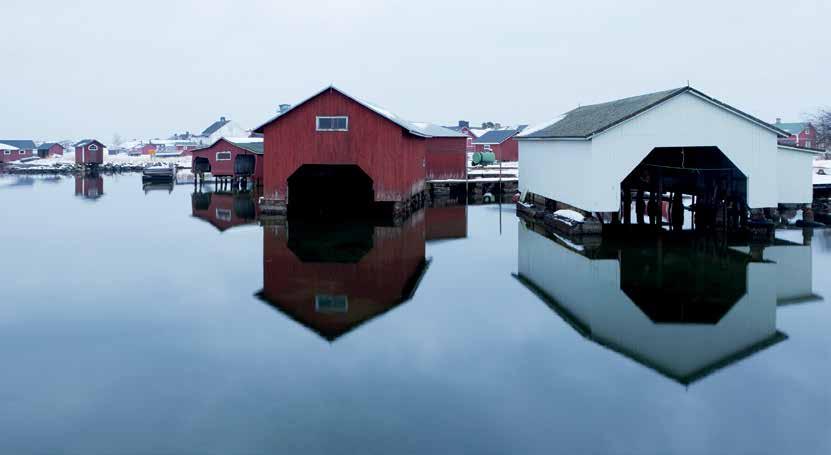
[
  {"left": 256, "top": 211, "right": 428, "bottom": 342},
  {"left": 191, "top": 137, "right": 264, "bottom": 182},
  {"left": 253, "top": 86, "right": 430, "bottom": 214},
  {"left": 472, "top": 129, "right": 520, "bottom": 162},
  {"left": 36, "top": 143, "right": 64, "bottom": 158},
  {"left": 74, "top": 139, "right": 105, "bottom": 166},
  {"left": 0, "top": 140, "right": 36, "bottom": 162},
  {"left": 415, "top": 123, "right": 468, "bottom": 181},
  {"left": 191, "top": 191, "right": 260, "bottom": 232}
]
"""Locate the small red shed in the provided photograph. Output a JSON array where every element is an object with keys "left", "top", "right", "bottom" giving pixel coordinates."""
[
  {"left": 37, "top": 142, "right": 65, "bottom": 158},
  {"left": 414, "top": 123, "right": 469, "bottom": 181},
  {"left": 253, "top": 86, "right": 430, "bottom": 214},
  {"left": 0, "top": 140, "right": 36, "bottom": 162},
  {"left": 74, "top": 139, "right": 105, "bottom": 166},
  {"left": 256, "top": 212, "right": 428, "bottom": 342},
  {"left": 472, "top": 129, "right": 520, "bottom": 162},
  {"left": 191, "top": 137, "right": 264, "bottom": 182}
]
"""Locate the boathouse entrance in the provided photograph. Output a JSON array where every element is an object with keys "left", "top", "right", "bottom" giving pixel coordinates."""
[
  {"left": 620, "top": 147, "right": 748, "bottom": 231},
  {"left": 287, "top": 164, "right": 374, "bottom": 217}
]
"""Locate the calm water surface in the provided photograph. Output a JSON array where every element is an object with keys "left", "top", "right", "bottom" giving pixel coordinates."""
[{"left": 1, "top": 174, "right": 829, "bottom": 454}]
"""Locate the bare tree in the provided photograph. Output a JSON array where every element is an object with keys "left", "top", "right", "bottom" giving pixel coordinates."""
[
  {"left": 811, "top": 109, "right": 831, "bottom": 151},
  {"left": 112, "top": 133, "right": 123, "bottom": 147}
]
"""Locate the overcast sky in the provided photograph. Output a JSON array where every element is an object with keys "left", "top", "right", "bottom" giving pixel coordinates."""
[{"left": 2, "top": 0, "right": 829, "bottom": 143}]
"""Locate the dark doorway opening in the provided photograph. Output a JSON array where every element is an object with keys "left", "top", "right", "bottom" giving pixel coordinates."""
[
  {"left": 193, "top": 157, "right": 211, "bottom": 174},
  {"left": 620, "top": 147, "right": 747, "bottom": 232},
  {"left": 288, "top": 164, "right": 374, "bottom": 218}
]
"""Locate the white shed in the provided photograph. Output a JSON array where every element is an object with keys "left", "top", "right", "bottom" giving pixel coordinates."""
[{"left": 518, "top": 87, "right": 818, "bottom": 215}]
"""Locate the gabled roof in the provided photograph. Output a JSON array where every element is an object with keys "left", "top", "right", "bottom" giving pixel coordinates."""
[
  {"left": 775, "top": 122, "right": 809, "bottom": 135},
  {"left": 201, "top": 118, "right": 231, "bottom": 136},
  {"left": 253, "top": 86, "right": 433, "bottom": 138},
  {"left": 193, "top": 137, "right": 264, "bottom": 155},
  {"left": 472, "top": 129, "right": 519, "bottom": 145},
  {"left": 519, "top": 87, "right": 789, "bottom": 140},
  {"left": 410, "top": 122, "right": 467, "bottom": 138},
  {"left": 0, "top": 140, "right": 36, "bottom": 149},
  {"left": 37, "top": 142, "right": 62, "bottom": 151},
  {"left": 74, "top": 139, "right": 104, "bottom": 147}
]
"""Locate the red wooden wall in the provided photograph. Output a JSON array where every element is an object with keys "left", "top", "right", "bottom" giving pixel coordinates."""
[
  {"left": 75, "top": 141, "right": 104, "bottom": 165},
  {"left": 426, "top": 136, "right": 467, "bottom": 180},
  {"left": 260, "top": 88, "right": 426, "bottom": 202},
  {"left": 259, "top": 211, "right": 427, "bottom": 341},
  {"left": 191, "top": 139, "right": 263, "bottom": 179},
  {"left": 0, "top": 148, "right": 34, "bottom": 162}
]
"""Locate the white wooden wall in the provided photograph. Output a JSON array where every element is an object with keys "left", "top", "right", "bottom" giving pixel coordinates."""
[
  {"left": 776, "top": 147, "right": 814, "bottom": 204},
  {"left": 519, "top": 92, "right": 807, "bottom": 212}
]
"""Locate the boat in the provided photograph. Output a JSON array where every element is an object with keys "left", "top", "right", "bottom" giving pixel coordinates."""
[{"left": 142, "top": 163, "right": 176, "bottom": 181}]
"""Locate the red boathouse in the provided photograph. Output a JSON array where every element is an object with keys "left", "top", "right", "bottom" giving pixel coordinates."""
[
  {"left": 37, "top": 142, "right": 65, "bottom": 158},
  {"left": 191, "top": 137, "right": 264, "bottom": 183},
  {"left": 74, "top": 139, "right": 105, "bottom": 166},
  {"left": 0, "top": 140, "right": 36, "bottom": 162},
  {"left": 254, "top": 86, "right": 436, "bottom": 215}
]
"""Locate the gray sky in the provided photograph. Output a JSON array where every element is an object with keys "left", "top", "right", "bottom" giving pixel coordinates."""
[{"left": 2, "top": 0, "right": 829, "bottom": 143}]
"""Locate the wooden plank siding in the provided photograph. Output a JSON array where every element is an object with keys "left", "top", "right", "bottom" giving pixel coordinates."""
[
  {"left": 426, "top": 136, "right": 467, "bottom": 180},
  {"left": 191, "top": 139, "right": 264, "bottom": 179},
  {"left": 261, "top": 88, "right": 426, "bottom": 203}
]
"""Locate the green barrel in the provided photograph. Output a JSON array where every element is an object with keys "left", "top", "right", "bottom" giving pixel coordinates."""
[
  {"left": 481, "top": 151, "right": 496, "bottom": 165},
  {"left": 472, "top": 152, "right": 483, "bottom": 165}
]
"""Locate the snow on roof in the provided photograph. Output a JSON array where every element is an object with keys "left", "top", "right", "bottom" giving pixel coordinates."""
[
  {"left": 254, "top": 86, "right": 435, "bottom": 138},
  {"left": 468, "top": 128, "right": 492, "bottom": 138},
  {"left": 0, "top": 142, "right": 19, "bottom": 150},
  {"left": 223, "top": 137, "right": 263, "bottom": 144},
  {"left": 410, "top": 122, "right": 467, "bottom": 137}
]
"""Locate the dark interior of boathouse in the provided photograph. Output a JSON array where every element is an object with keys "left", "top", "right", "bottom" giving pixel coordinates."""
[
  {"left": 619, "top": 146, "right": 748, "bottom": 231},
  {"left": 287, "top": 164, "right": 375, "bottom": 218}
]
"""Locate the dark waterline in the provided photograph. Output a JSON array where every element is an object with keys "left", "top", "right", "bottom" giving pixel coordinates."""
[{"left": 1, "top": 174, "right": 829, "bottom": 454}]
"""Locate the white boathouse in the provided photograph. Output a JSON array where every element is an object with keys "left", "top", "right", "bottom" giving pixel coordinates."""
[{"left": 517, "top": 87, "right": 818, "bottom": 221}]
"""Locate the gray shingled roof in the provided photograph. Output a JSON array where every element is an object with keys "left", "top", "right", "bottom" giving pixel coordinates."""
[
  {"left": 410, "top": 123, "right": 467, "bottom": 138},
  {"left": 520, "top": 87, "right": 789, "bottom": 139},
  {"left": 0, "top": 140, "right": 36, "bottom": 149},
  {"left": 775, "top": 122, "right": 808, "bottom": 135},
  {"left": 37, "top": 142, "right": 60, "bottom": 151},
  {"left": 229, "top": 140, "right": 264, "bottom": 155},
  {"left": 472, "top": 129, "right": 518, "bottom": 144},
  {"left": 201, "top": 118, "right": 230, "bottom": 136}
]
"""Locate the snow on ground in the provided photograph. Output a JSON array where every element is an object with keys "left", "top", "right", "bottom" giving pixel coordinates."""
[{"left": 9, "top": 152, "right": 192, "bottom": 169}]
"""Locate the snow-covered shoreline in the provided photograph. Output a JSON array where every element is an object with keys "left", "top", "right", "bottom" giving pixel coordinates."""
[{"left": 0, "top": 153, "right": 191, "bottom": 175}]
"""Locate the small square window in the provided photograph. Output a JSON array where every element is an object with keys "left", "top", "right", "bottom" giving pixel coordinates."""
[
  {"left": 216, "top": 151, "right": 232, "bottom": 161},
  {"left": 315, "top": 295, "right": 349, "bottom": 313}
]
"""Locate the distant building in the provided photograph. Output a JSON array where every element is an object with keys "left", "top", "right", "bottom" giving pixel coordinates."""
[
  {"left": 443, "top": 120, "right": 478, "bottom": 152},
  {"left": 191, "top": 137, "right": 264, "bottom": 182},
  {"left": 0, "top": 140, "right": 36, "bottom": 162},
  {"left": 472, "top": 129, "right": 520, "bottom": 161},
  {"left": 74, "top": 139, "right": 105, "bottom": 166},
  {"left": 774, "top": 119, "right": 818, "bottom": 149},
  {"left": 36, "top": 142, "right": 65, "bottom": 158},
  {"left": 194, "top": 116, "right": 248, "bottom": 145}
]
